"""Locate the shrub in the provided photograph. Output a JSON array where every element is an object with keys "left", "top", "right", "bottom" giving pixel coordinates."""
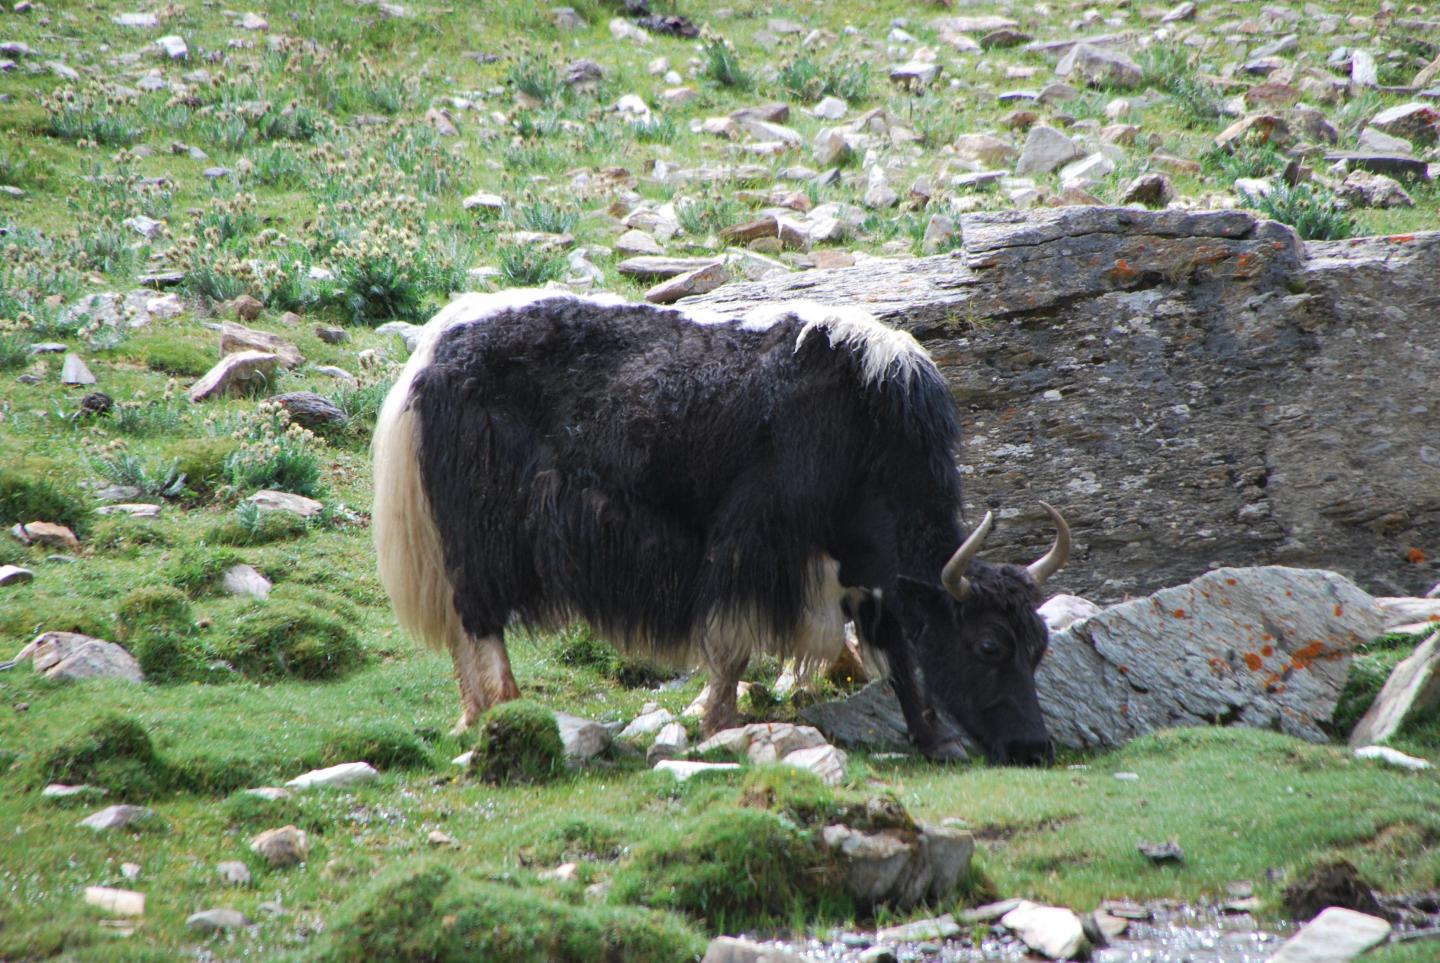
[
  {"left": 704, "top": 38, "right": 751, "bottom": 90},
  {"left": 514, "top": 199, "right": 578, "bottom": 236},
  {"left": 0, "top": 468, "right": 91, "bottom": 536},
  {"left": 322, "top": 724, "right": 432, "bottom": 771},
  {"left": 1245, "top": 182, "right": 1355, "bottom": 241},
  {"left": 89, "top": 451, "right": 188, "bottom": 500},
  {"left": 496, "top": 244, "right": 567, "bottom": 287},
  {"left": 165, "top": 437, "right": 239, "bottom": 500},
  {"left": 204, "top": 501, "right": 312, "bottom": 546},
  {"left": 506, "top": 50, "right": 564, "bottom": 105},
  {"left": 224, "top": 401, "right": 325, "bottom": 497},
  {"left": 42, "top": 87, "right": 143, "bottom": 145},
  {"left": 112, "top": 398, "right": 190, "bottom": 435},
  {"left": 28, "top": 715, "right": 171, "bottom": 800},
  {"left": 469, "top": 700, "right": 565, "bottom": 786},
  {"left": 778, "top": 57, "right": 872, "bottom": 103},
  {"left": 610, "top": 807, "right": 845, "bottom": 929},
  {"left": 307, "top": 862, "right": 704, "bottom": 963},
  {"left": 219, "top": 598, "right": 363, "bottom": 681}
]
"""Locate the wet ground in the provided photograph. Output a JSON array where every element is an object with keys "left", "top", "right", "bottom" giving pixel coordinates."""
[{"left": 764, "top": 896, "right": 1440, "bottom": 962}]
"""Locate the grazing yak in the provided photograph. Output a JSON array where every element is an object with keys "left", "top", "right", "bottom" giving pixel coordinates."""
[{"left": 373, "top": 290, "right": 1069, "bottom": 764}]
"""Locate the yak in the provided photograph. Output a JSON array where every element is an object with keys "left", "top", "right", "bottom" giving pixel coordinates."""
[{"left": 372, "top": 290, "right": 1069, "bottom": 764}]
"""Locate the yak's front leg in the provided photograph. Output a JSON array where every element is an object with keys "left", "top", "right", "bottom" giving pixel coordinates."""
[
  {"left": 448, "top": 630, "right": 520, "bottom": 734},
  {"left": 700, "top": 643, "right": 750, "bottom": 738}
]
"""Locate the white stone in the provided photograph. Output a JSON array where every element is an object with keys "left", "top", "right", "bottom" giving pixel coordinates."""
[
  {"left": 783, "top": 743, "right": 847, "bottom": 785},
  {"left": 0, "top": 565, "right": 34, "bottom": 586},
  {"left": 285, "top": 762, "right": 378, "bottom": 790},
  {"left": 1059, "top": 152, "right": 1115, "bottom": 189},
  {"left": 1039, "top": 594, "right": 1102, "bottom": 632},
  {"left": 616, "top": 229, "right": 663, "bottom": 256},
  {"left": 44, "top": 637, "right": 143, "bottom": 684},
  {"left": 1350, "top": 629, "right": 1440, "bottom": 746},
  {"left": 654, "top": 760, "right": 741, "bottom": 781},
  {"left": 813, "top": 96, "right": 848, "bottom": 120},
  {"left": 555, "top": 711, "right": 610, "bottom": 760},
  {"left": 701, "top": 936, "right": 808, "bottom": 963},
  {"left": 239, "top": 11, "right": 268, "bottom": 30},
  {"left": 222, "top": 564, "right": 271, "bottom": 599},
  {"left": 245, "top": 490, "right": 323, "bottom": 518},
  {"left": 79, "top": 805, "right": 154, "bottom": 831},
  {"left": 1350, "top": 49, "right": 1378, "bottom": 87},
  {"left": 1357, "top": 127, "right": 1415, "bottom": 156},
  {"left": 187, "top": 908, "right": 251, "bottom": 931},
  {"left": 620, "top": 707, "right": 674, "bottom": 740},
  {"left": 61, "top": 353, "right": 96, "bottom": 385},
  {"left": 156, "top": 35, "right": 187, "bottom": 59},
  {"left": 85, "top": 887, "right": 145, "bottom": 916},
  {"left": 1268, "top": 907, "right": 1390, "bottom": 963},
  {"left": 112, "top": 12, "right": 159, "bottom": 27},
  {"left": 889, "top": 62, "right": 941, "bottom": 87},
  {"left": 217, "top": 861, "right": 252, "bottom": 886},
  {"left": 1000, "top": 901, "right": 1088, "bottom": 959},
  {"left": 188, "top": 350, "right": 278, "bottom": 402},
  {"left": 875, "top": 914, "right": 961, "bottom": 942},
  {"left": 42, "top": 783, "right": 103, "bottom": 798},
  {"left": 1354, "top": 745, "right": 1432, "bottom": 770},
  {"left": 609, "top": 17, "right": 651, "bottom": 43},
  {"left": 462, "top": 190, "right": 505, "bottom": 211}
]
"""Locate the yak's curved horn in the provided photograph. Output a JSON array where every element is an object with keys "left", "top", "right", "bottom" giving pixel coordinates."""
[
  {"left": 1026, "top": 502, "right": 1071, "bottom": 586},
  {"left": 941, "top": 511, "right": 993, "bottom": 601}
]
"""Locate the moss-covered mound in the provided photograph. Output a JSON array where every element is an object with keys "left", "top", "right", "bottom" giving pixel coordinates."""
[
  {"left": 469, "top": 700, "right": 565, "bottom": 786},
  {"left": 307, "top": 862, "right": 703, "bottom": 963},
  {"left": 28, "top": 715, "right": 171, "bottom": 800},
  {"left": 321, "top": 723, "right": 432, "bottom": 771},
  {"left": 610, "top": 805, "right": 847, "bottom": 930},
  {"left": 0, "top": 466, "right": 90, "bottom": 537},
  {"left": 218, "top": 598, "right": 363, "bottom": 680}
]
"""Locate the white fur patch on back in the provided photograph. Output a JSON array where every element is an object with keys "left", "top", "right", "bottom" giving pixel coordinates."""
[{"left": 784, "top": 301, "right": 931, "bottom": 386}]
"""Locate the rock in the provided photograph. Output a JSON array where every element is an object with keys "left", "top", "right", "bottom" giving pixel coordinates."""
[
  {"left": 616, "top": 229, "right": 663, "bottom": 257},
  {"left": 250, "top": 825, "right": 308, "bottom": 867},
  {"left": 1414, "top": 53, "right": 1440, "bottom": 90},
  {"left": 123, "top": 215, "right": 163, "bottom": 239},
  {"left": 424, "top": 108, "right": 458, "bottom": 136},
  {"left": 11, "top": 521, "right": 79, "bottom": 551},
  {"left": 696, "top": 722, "right": 830, "bottom": 762},
  {"left": 78, "top": 805, "right": 154, "bottom": 831},
  {"left": 222, "top": 564, "right": 271, "bottom": 600},
  {"left": 645, "top": 262, "right": 728, "bottom": 304},
  {"left": 863, "top": 168, "right": 899, "bottom": 209},
  {"left": 555, "top": 711, "right": 610, "bottom": 760},
  {"left": 47, "top": 60, "right": 80, "bottom": 81},
  {"left": 1056, "top": 43, "right": 1142, "bottom": 89},
  {"left": 220, "top": 323, "right": 303, "bottom": 368},
  {"left": 41, "top": 783, "right": 104, "bottom": 799},
  {"left": 609, "top": 17, "right": 651, "bottom": 44},
  {"left": 653, "top": 760, "right": 741, "bottom": 781},
  {"left": 245, "top": 490, "right": 323, "bottom": 518},
  {"left": 1357, "top": 127, "right": 1415, "bottom": 156},
  {"left": 60, "top": 354, "right": 95, "bottom": 385},
  {"left": 549, "top": 6, "right": 587, "bottom": 30},
  {"left": 1350, "top": 632, "right": 1440, "bottom": 746},
  {"left": 620, "top": 707, "right": 674, "bottom": 740},
  {"left": 618, "top": 256, "right": 722, "bottom": 280},
  {"left": 1350, "top": 50, "right": 1378, "bottom": 88},
  {"left": 563, "top": 58, "right": 603, "bottom": 88},
  {"left": 889, "top": 62, "right": 941, "bottom": 88},
  {"left": 428, "top": 830, "right": 460, "bottom": 848},
  {"left": 187, "top": 908, "right": 251, "bottom": 931},
  {"left": 0, "top": 565, "right": 33, "bottom": 586},
  {"left": 813, "top": 96, "right": 848, "bottom": 120},
  {"left": 875, "top": 913, "right": 961, "bottom": 942},
  {"left": 217, "top": 861, "right": 251, "bottom": 886},
  {"left": 269, "top": 391, "right": 346, "bottom": 429},
  {"left": 95, "top": 503, "right": 161, "bottom": 518},
  {"left": 1368, "top": 103, "right": 1439, "bottom": 144},
  {"left": 1120, "top": 172, "right": 1176, "bottom": 207},
  {"left": 825, "top": 821, "right": 973, "bottom": 910},
  {"left": 285, "top": 762, "right": 378, "bottom": 790},
  {"left": 1138, "top": 840, "right": 1184, "bottom": 864},
  {"left": 1340, "top": 170, "right": 1413, "bottom": 209},
  {"left": 112, "top": 12, "right": 159, "bottom": 27},
  {"left": 1038, "top": 594, "right": 1103, "bottom": 632},
  {"left": 155, "top": 35, "right": 187, "bottom": 59},
  {"left": 783, "top": 743, "right": 847, "bottom": 786},
  {"left": 1000, "top": 901, "right": 1088, "bottom": 960},
  {"left": 1037, "top": 567, "right": 1383, "bottom": 750},
  {"left": 1322, "top": 152, "right": 1428, "bottom": 180},
  {"left": 646, "top": 721, "right": 689, "bottom": 766},
  {"left": 952, "top": 133, "right": 1017, "bottom": 167},
  {"left": 982, "top": 28, "right": 1031, "bottom": 48},
  {"left": 812, "top": 127, "right": 853, "bottom": 167},
  {"left": 34, "top": 633, "right": 143, "bottom": 684},
  {"left": 1059, "top": 153, "right": 1115, "bottom": 190},
  {"left": 1161, "top": 1, "right": 1197, "bottom": 23},
  {"left": 188, "top": 351, "right": 278, "bottom": 402},
  {"left": 921, "top": 214, "right": 956, "bottom": 253},
  {"left": 701, "top": 936, "right": 808, "bottom": 963},
  {"left": 84, "top": 887, "right": 145, "bottom": 916},
  {"left": 239, "top": 11, "right": 268, "bottom": 30},
  {"left": 1015, "top": 125, "right": 1082, "bottom": 175},
  {"left": 1354, "top": 745, "right": 1432, "bottom": 770},
  {"left": 1215, "top": 114, "right": 1290, "bottom": 150},
  {"left": 375, "top": 320, "right": 422, "bottom": 351},
  {"left": 1268, "top": 908, "right": 1390, "bottom": 962}
]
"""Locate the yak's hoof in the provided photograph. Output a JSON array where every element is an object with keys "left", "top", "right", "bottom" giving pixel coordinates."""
[
  {"left": 449, "top": 714, "right": 475, "bottom": 737},
  {"left": 921, "top": 739, "right": 969, "bottom": 764}
]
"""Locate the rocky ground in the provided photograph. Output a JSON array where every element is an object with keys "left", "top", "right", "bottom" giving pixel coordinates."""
[{"left": 2, "top": 0, "right": 1440, "bottom": 960}]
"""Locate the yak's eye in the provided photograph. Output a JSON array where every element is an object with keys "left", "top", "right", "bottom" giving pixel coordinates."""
[{"left": 977, "top": 637, "right": 1006, "bottom": 661}]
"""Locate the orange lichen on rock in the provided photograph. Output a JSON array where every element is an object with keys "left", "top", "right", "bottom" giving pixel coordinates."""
[{"left": 1243, "top": 652, "right": 1264, "bottom": 671}]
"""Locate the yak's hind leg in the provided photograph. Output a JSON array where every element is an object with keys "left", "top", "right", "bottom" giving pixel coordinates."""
[
  {"left": 700, "top": 644, "right": 750, "bottom": 737},
  {"left": 448, "top": 631, "right": 520, "bottom": 734}
]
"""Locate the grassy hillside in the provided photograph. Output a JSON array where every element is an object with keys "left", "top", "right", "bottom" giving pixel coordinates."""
[{"left": 1, "top": 0, "right": 1438, "bottom": 958}]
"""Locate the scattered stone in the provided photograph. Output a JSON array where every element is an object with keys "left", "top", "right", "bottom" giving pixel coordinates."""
[
  {"left": 5, "top": 564, "right": 40, "bottom": 587},
  {"left": 375, "top": 320, "right": 421, "bottom": 351},
  {"left": 123, "top": 215, "right": 163, "bottom": 239},
  {"left": 285, "top": 762, "right": 378, "bottom": 790},
  {"left": 78, "top": 804, "right": 154, "bottom": 831},
  {"left": 875, "top": 914, "right": 961, "bottom": 942},
  {"left": 462, "top": 190, "right": 505, "bottom": 212},
  {"left": 1350, "top": 631, "right": 1440, "bottom": 746},
  {"left": 1215, "top": 114, "right": 1290, "bottom": 150},
  {"left": 187, "top": 908, "right": 251, "bottom": 932},
  {"left": 952, "top": 133, "right": 1018, "bottom": 167},
  {"left": 617, "top": 256, "right": 722, "bottom": 280},
  {"left": 47, "top": 60, "right": 80, "bottom": 81},
  {"left": 555, "top": 711, "right": 610, "bottom": 760},
  {"left": 1323, "top": 152, "right": 1429, "bottom": 180},
  {"left": 188, "top": 351, "right": 278, "bottom": 402},
  {"left": 812, "top": 127, "right": 853, "bottom": 167},
  {"left": 41, "top": 783, "right": 104, "bottom": 799},
  {"left": 889, "top": 62, "right": 941, "bottom": 88},
  {"left": 1120, "top": 172, "right": 1176, "bottom": 208},
  {"left": 314, "top": 325, "right": 348, "bottom": 345},
  {"left": 427, "top": 830, "right": 460, "bottom": 848},
  {"left": 245, "top": 489, "right": 323, "bottom": 518},
  {"left": 250, "top": 825, "right": 308, "bottom": 867},
  {"left": 31, "top": 632, "right": 143, "bottom": 683},
  {"left": 645, "top": 261, "right": 728, "bottom": 304},
  {"left": 646, "top": 721, "right": 689, "bottom": 765},
  {"left": 549, "top": 6, "right": 587, "bottom": 30},
  {"left": 220, "top": 323, "right": 303, "bottom": 368},
  {"left": 84, "top": 886, "right": 145, "bottom": 916},
  {"left": 1357, "top": 127, "right": 1416, "bottom": 156},
  {"left": 217, "top": 861, "right": 251, "bottom": 886},
  {"left": 921, "top": 214, "right": 956, "bottom": 253},
  {"left": 653, "top": 760, "right": 741, "bottom": 781},
  {"left": 1059, "top": 152, "right": 1115, "bottom": 190},
  {"left": 701, "top": 936, "right": 808, "bottom": 963},
  {"left": 616, "top": 229, "right": 663, "bottom": 256},
  {"left": 239, "top": 11, "right": 268, "bottom": 30},
  {"left": 1341, "top": 169, "right": 1414, "bottom": 208},
  {"left": 620, "top": 705, "right": 674, "bottom": 740},
  {"left": 222, "top": 564, "right": 271, "bottom": 600},
  {"left": 11, "top": 521, "right": 79, "bottom": 551},
  {"left": 1350, "top": 50, "right": 1378, "bottom": 88},
  {"left": 1056, "top": 43, "right": 1142, "bottom": 89},
  {"left": 1015, "top": 125, "right": 1082, "bottom": 175},
  {"left": 1269, "top": 907, "right": 1390, "bottom": 962},
  {"left": 60, "top": 354, "right": 96, "bottom": 385},
  {"left": 825, "top": 820, "right": 973, "bottom": 909},
  {"left": 960, "top": 898, "right": 1026, "bottom": 923},
  {"left": 783, "top": 743, "right": 848, "bottom": 785},
  {"left": 424, "top": 107, "right": 458, "bottom": 136},
  {"left": 813, "top": 96, "right": 848, "bottom": 120},
  {"left": 1000, "top": 901, "right": 1088, "bottom": 960},
  {"left": 862, "top": 167, "right": 899, "bottom": 209},
  {"left": 112, "top": 12, "right": 159, "bottom": 27},
  {"left": 609, "top": 17, "right": 652, "bottom": 44},
  {"left": 1354, "top": 745, "right": 1433, "bottom": 770},
  {"left": 270, "top": 391, "right": 346, "bottom": 429},
  {"left": 1138, "top": 839, "right": 1185, "bottom": 864},
  {"left": 120, "top": 862, "right": 140, "bottom": 880},
  {"left": 231, "top": 295, "right": 263, "bottom": 322},
  {"left": 156, "top": 35, "right": 187, "bottom": 59},
  {"left": 1161, "top": 1, "right": 1197, "bottom": 23}
]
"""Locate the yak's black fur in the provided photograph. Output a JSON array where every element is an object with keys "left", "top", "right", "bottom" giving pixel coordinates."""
[{"left": 407, "top": 297, "right": 1053, "bottom": 763}]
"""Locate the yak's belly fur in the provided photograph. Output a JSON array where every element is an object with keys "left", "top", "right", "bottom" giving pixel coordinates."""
[{"left": 383, "top": 291, "right": 954, "bottom": 667}]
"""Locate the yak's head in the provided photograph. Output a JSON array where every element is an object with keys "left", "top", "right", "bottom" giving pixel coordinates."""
[{"left": 900, "top": 504, "right": 1069, "bottom": 766}]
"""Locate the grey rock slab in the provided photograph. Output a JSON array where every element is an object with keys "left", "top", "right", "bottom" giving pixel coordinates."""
[
  {"left": 1357, "top": 127, "right": 1415, "bottom": 156},
  {"left": 216, "top": 861, "right": 252, "bottom": 886},
  {"left": 41, "top": 783, "right": 104, "bottom": 799},
  {"left": 375, "top": 320, "right": 421, "bottom": 351},
  {"left": 61, "top": 354, "right": 96, "bottom": 385},
  {"left": 1000, "top": 901, "right": 1088, "bottom": 959},
  {"left": 1056, "top": 43, "right": 1142, "bottom": 88},
  {"left": 187, "top": 908, "right": 252, "bottom": 931},
  {"left": 782, "top": 743, "right": 847, "bottom": 785},
  {"left": 188, "top": 350, "right": 278, "bottom": 402},
  {"left": 0, "top": 565, "right": 33, "bottom": 586},
  {"left": 44, "top": 638, "right": 143, "bottom": 684},
  {"left": 84, "top": 886, "right": 145, "bottom": 916},
  {"left": 1368, "top": 102, "right": 1440, "bottom": 143},
  {"left": 874, "top": 913, "right": 961, "bottom": 942},
  {"left": 79, "top": 804, "right": 155, "bottom": 831},
  {"left": 555, "top": 711, "right": 610, "bottom": 760},
  {"left": 701, "top": 936, "right": 808, "bottom": 963},
  {"left": 1014, "top": 124, "right": 1082, "bottom": 175},
  {"left": 250, "top": 825, "right": 308, "bottom": 867},
  {"left": 220, "top": 323, "right": 303, "bottom": 369},
  {"left": 620, "top": 707, "right": 674, "bottom": 740},
  {"left": 1351, "top": 50, "right": 1378, "bottom": 88},
  {"left": 222, "top": 564, "right": 271, "bottom": 600},
  {"left": 1036, "top": 567, "right": 1382, "bottom": 750},
  {"left": 1322, "top": 152, "right": 1429, "bottom": 179},
  {"left": 112, "top": 12, "right": 158, "bottom": 27},
  {"left": 156, "top": 35, "right": 187, "bottom": 59},
  {"left": 617, "top": 256, "right": 722, "bottom": 280},
  {"left": 1268, "top": 907, "right": 1390, "bottom": 963},
  {"left": 1347, "top": 630, "right": 1440, "bottom": 748},
  {"left": 1341, "top": 169, "right": 1414, "bottom": 208},
  {"left": 645, "top": 261, "right": 728, "bottom": 304},
  {"left": 285, "top": 762, "right": 377, "bottom": 789},
  {"left": 95, "top": 503, "right": 161, "bottom": 518},
  {"left": 245, "top": 490, "right": 323, "bottom": 518}
]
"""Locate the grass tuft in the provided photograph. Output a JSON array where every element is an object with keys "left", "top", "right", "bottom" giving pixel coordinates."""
[{"left": 469, "top": 700, "right": 565, "bottom": 786}]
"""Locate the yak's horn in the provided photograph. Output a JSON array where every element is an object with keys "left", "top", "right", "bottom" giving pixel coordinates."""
[
  {"left": 941, "top": 511, "right": 993, "bottom": 601},
  {"left": 1026, "top": 502, "right": 1071, "bottom": 586}
]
